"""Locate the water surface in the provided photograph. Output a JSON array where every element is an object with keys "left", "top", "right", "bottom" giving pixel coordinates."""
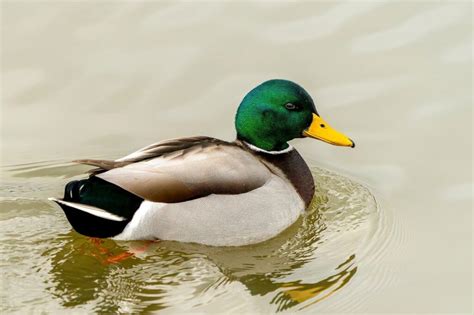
[
  {"left": 1, "top": 1, "right": 472, "bottom": 313},
  {"left": 1, "top": 163, "right": 381, "bottom": 313}
]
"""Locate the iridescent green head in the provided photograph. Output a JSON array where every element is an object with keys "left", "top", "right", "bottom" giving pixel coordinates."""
[{"left": 235, "top": 79, "right": 354, "bottom": 151}]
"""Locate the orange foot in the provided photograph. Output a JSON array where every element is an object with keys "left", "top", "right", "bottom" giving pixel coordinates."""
[{"left": 88, "top": 238, "right": 156, "bottom": 264}]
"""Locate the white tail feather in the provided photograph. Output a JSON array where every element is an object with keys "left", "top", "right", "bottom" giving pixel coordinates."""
[{"left": 48, "top": 198, "right": 126, "bottom": 222}]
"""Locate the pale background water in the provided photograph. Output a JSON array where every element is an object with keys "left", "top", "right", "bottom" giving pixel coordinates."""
[{"left": 1, "top": 1, "right": 472, "bottom": 314}]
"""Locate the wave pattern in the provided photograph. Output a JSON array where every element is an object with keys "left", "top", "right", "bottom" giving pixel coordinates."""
[{"left": 1, "top": 162, "right": 384, "bottom": 313}]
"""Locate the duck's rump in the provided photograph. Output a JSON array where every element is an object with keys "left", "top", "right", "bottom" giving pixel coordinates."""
[{"left": 51, "top": 176, "right": 144, "bottom": 238}]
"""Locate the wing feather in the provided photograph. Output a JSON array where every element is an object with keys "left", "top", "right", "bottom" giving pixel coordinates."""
[
  {"left": 74, "top": 137, "right": 271, "bottom": 203},
  {"left": 97, "top": 140, "right": 271, "bottom": 203},
  {"left": 73, "top": 136, "right": 226, "bottom": 173}
]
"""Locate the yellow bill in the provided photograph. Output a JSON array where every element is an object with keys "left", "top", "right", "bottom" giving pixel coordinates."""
[{"left": 303, "top": 113, "right": 355, "bottom": 148}]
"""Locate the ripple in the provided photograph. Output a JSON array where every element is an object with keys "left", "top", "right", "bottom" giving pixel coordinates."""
[
  {"left": 1, "top": 164, "right": 389, "bottom": 313},
  {"left": 2, "top": 160, "right": 92, "bottom": 179},
  {"left": 260, "top": 2, "right": 383, "bottom": 42},
  {"left": 352, "top": 5, "right": 466, "bottom": 53}
]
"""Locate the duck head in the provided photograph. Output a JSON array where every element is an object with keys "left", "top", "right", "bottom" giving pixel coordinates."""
[{"left": 235, "top": 79, "right": 355, "bottom": 152}]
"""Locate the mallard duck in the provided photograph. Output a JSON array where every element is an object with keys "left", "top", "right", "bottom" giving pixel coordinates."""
[{"left": 50, "top": 79, "right": 354, "bottom": 246}]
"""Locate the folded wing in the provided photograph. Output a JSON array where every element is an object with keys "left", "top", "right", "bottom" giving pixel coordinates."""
[{"left": 76, "top": 137, "right": 271, "bottom": 203}]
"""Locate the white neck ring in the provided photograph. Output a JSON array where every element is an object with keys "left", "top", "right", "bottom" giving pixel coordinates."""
[{"left": 242, "top": 141, "right": 294, "bottom": 155}]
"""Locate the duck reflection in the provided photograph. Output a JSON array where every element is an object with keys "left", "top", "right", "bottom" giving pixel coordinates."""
[{"left": 270, "top": 255, "right": 357, "bottom": 311}]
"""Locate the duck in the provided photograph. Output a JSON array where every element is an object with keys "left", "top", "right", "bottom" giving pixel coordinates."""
[{"left": 49, "top": 79, "right": 354, "bottom": 246}]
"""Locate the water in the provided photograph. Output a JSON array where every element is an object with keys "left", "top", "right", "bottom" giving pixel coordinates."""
[
  {"left": 1, "top": 163, "right": 380, "bottom": 313},
  {"left": 1, "top": 1, "right": 472, "bottom": 313}
]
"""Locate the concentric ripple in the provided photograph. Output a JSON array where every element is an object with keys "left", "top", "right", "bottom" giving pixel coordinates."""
[{"left": 0, "top": 162, "right": 386, "bottom": 313}]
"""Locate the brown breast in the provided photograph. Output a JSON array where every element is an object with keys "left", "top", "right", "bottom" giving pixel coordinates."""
[{"left": 236, "top": 142, "right": 315, "bottom": 207}]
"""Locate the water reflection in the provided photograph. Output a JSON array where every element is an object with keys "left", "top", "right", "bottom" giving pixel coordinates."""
[
  {"left": 47, "top": 236, "right": 357, "bottom": 312},
  {"left": 271, "top": 255, "right": 357, "bottom": 311}
]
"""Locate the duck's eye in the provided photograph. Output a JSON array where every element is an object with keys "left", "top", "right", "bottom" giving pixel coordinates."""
[{"left": 285, "top": 103, "right": 297, "bottom": 110}]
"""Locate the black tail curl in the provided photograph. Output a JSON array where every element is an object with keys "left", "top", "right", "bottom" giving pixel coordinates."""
[{"left": 57, "top": 176, "right": 143, "bottom": 238}]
